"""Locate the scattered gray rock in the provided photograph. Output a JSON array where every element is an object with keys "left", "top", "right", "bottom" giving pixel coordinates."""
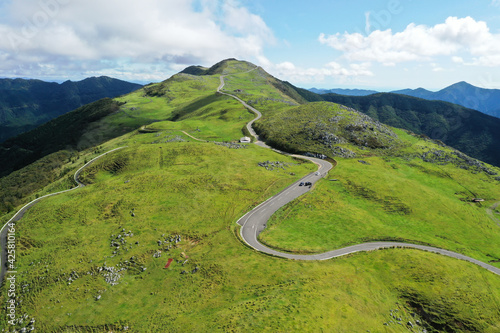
[
  {"left": 258, "top": 160, "right": 294, "bottom": 171},
  {"left": 304, "top": 152, "right": 328, "bottom": 159},
  {"left": 421, "top": 149, "right": 499, "bottom": 177},
  {"left": 331, "top": 146, "right": 356, "bottom": 158},
  {"left": 215, "top": 142, "right": 248, "bottom": 149},
  {"left": 151, "top": 135, "right": 186, "bottom": 144}
]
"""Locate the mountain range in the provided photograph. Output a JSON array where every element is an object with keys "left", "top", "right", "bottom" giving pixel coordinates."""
[
  {"left": 309, "top": 87, "right": 379, "bottom": 96},
  {"left": 310, "top": 81, "right": 500, "bottom": 119},
  {"left": 0, "top": 76, "right": 143, "bottom": 142}
]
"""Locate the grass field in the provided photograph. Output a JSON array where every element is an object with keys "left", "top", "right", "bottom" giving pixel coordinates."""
[
  {"left": 260, "top": 154, "right": 500, "bottom": 262},
  {"left": 258, "top": 118, "right": 500, "bottom": 265},
  {"left": 2, "top": 59, "right": 500, "bottom": 332},
  {"left": 2, "top": 142, "right": 500, "bottom": 332},
  {"left": 115, "top": 73, "right": 221, "bottom": 121},
  {"left": 220, "top": 66, "right": 304, "bottom": 115},
  {"left": 115, "top": 96, "right": 255, "bottom": 144}
]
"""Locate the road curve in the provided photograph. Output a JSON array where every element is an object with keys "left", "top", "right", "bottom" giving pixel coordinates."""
[
  {"left": 0, "top": 147, "right": 126, "bottom": 284},
  {"left": 218, "top": 72, "right": 500, "bottom": 277}
]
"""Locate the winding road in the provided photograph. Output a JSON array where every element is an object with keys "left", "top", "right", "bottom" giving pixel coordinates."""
[
  {"left": 1, "top": 72, "right": 498, "bottom": 284},
  {"left": 0, "top": 147, "right": 126, "bottom": 284},
  {"left": 218, "top": 69, "right": 500, "bottom": 276}
]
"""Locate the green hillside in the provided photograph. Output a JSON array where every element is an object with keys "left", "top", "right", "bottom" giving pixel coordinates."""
[
  {"left": 0, "top": 98, "right": 133, "bottom": 178},
  {"left": 255, "top": 100, "right": 500, "bottom": 260},
  {"left": 1, "top": 59, "right": 499, "bottom": 332},
  {"left": 254, "top": 101, "right": 402, "bottom": 156},
  {"left": 321, "top": 92, "right": 500, "bottom": 167}
]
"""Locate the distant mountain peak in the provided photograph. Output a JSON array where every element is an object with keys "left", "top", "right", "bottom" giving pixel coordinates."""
[
  {"left": 309, "top": 87, "right": 379, "bottom": 96},
  {"left": 389, "top": 81, "right": 500, "bottom": 119},
  {"left": 446, "top": 81, "right": 474, "bottom": 89}
]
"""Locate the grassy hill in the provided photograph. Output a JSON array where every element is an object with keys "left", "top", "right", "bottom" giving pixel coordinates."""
[
  {"left": 254, "top": 101, "right": 402, "bottom": 156},
  {"left": 255, "top": 100, "right": 500, "bottom": 258},
  {"left": 1, "top": 59, "right": 500, "bottom": 332},
  {"left": 0, "top": 59, "right": 286, "bottom": 214},
  {"left": 0, "top": 76, "right": 142, "bottom": 142},
  {"left": 320, "top": 92, "right": 500, "bottom": 167}
]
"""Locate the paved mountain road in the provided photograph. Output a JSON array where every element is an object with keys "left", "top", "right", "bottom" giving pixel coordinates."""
[
  {"left": 218, "top": 70, "right": 500, "bottom": 276},
  {"left": 2, "top": 71, "right": 498, "bottom": 287},
  {"left": 217, "top": 69, "right": 270, "bottom": 149}
]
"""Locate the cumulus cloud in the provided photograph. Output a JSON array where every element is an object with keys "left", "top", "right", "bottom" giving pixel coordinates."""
[
  {"left": 319, "top": 16, "right": 500, "bottom": 67},
  {"left": 268, "top": 61, "right": 373, "bottom": 84},
  {"left": 431, "top": 63, "right": 445, "bottom": 72},
  {"left": 0, "top": 0, "right": 275, "bottom": 80}
]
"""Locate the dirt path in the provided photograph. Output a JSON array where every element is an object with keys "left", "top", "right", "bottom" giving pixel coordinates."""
[{"left": 181, "top": 131, "right": 206, "bottom": 142}]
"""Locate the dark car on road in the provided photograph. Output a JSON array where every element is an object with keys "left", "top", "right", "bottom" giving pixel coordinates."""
[
  {"left": 299, "top": 182, "right": 304, "bottom": 186},
  {"left": 305, "top": 182, "right": 312, "bottom": 186}
]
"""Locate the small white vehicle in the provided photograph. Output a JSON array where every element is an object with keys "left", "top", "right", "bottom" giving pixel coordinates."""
[{"left": 315, "top": 172, "right": 320, "bottom": 176}]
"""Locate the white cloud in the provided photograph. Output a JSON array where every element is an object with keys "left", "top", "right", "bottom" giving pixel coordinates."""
[
  {"left": 319, "top": 16, "right": 500, "bottom": 66},
  {"left": 222, "top": 0, "right": 275, "bottom": 44},
  {"left": 432, "top": 66, "right": 445, "bottom": 72},
  {"left": 0, "top": 0, "right": 275, "bottom": 80},
  {"left": 364, "top": 11, "right": 371, "bottom": 34},
  {"left": 268, "top": 61, "right": 373, "bottom": 84}
]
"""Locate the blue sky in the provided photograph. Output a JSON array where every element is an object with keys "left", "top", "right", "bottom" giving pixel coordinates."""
[{"left": 1, "top": 0, "right": 500, "bottom": 90}]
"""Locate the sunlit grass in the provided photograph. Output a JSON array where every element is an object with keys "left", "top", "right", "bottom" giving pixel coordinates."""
[
  {"left": 260, "top": 148, "right": 500, "bottom": 265},
  {"left": 3, "top": 143, "right": 500, "bottom": 332},
  {"left": 2, "top": 59, "right": 500, "bottom": 332}
]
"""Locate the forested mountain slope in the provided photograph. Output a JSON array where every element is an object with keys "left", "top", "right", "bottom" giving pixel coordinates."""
[{"left": 0, "top": 76, "right": 142, "bottom": 142}]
